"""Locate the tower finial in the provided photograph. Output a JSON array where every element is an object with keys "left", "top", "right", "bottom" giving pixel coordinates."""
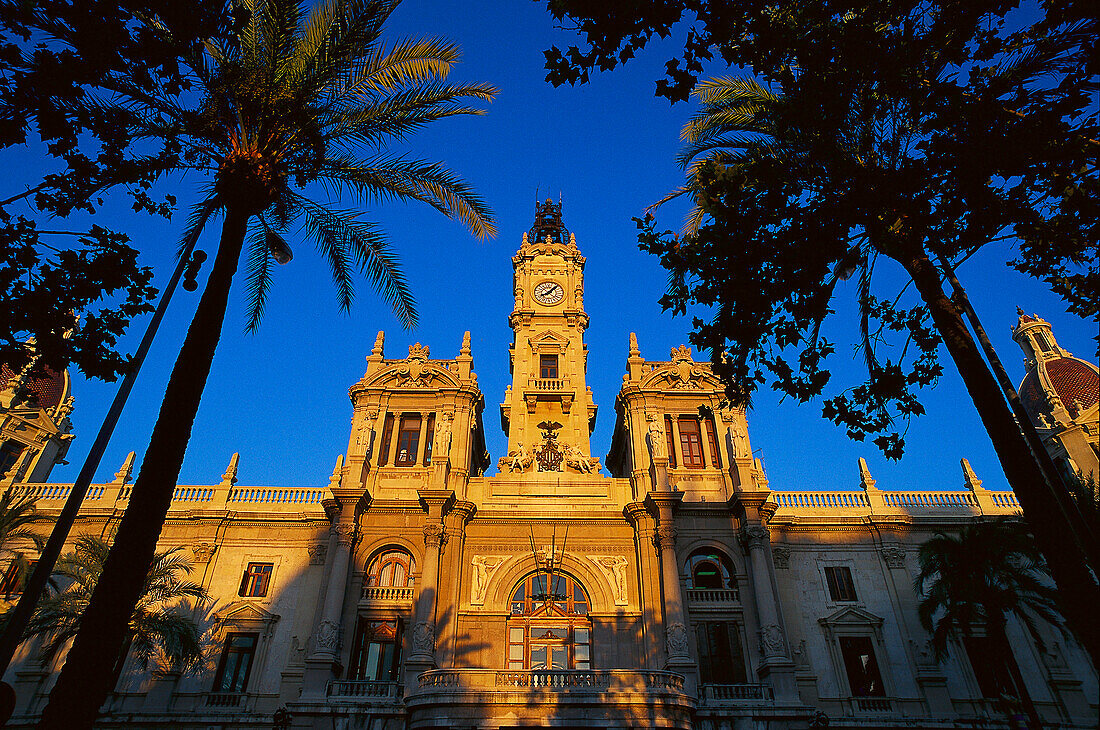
[
  {"left": 371, "top": 331, "right": 384, "bottom": 358},
  {"left": 858, "top": 457, "right": 877, "bottom": 490},
  {"left": 961, "top": 458, "right": 983, "bottom": 491},
  {"left": 460, "top": 331, "right": 471, "bottom": 357}
]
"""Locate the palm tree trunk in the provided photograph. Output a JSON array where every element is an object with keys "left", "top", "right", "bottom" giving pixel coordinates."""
[
  {"left": 900, "top": 250, "right": 1100, "bottom": 669},
  {"left": 36, "top": 208, "right": 251, "bottom": 730}
]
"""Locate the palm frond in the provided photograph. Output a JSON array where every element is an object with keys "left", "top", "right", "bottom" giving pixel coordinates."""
[
  {"left": 244, "top": 219, "right": 277, "bottom": 333},
  {"left": 292, "top": 195, "right": 417, "bottom": 328},
  {"left": 339, "top": 37, "right": 461, "bottom": 95}
]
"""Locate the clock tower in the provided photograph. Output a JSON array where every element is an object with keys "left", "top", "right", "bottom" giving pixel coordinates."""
[{"left": 498, "top": 200, "right": 599, "bottom": 474}]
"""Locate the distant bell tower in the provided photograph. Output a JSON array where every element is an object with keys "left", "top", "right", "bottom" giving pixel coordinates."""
[{"left": 499, "top": 199, "right": 599, "bottom": 474}]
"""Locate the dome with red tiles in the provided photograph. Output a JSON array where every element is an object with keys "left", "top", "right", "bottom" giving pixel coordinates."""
[
  {"left": 1020, "top": 356, "right": 1099, "bottom": 422},
  {"left": 0, "top": 362, "right": 67, "bottom": 411}
]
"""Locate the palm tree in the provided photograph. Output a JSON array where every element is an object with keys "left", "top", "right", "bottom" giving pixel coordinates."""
[
  {"left": 26, "top": 536, "right": 208, "bottom": 690},
  {"left": 650, "top": 63, "right": 1100, "bottom": 668},
  {"left": 650, "top": 76, "right": 780, "bottom": 236},
  {"left": 38, "top": 2, "right": 496, "bottom": 726},
  {"left": 916, "top": 520, "right": 1064, "bottom": 728},
  {"left": 0, "top": 489, "right": 50, "bottom": 599}
]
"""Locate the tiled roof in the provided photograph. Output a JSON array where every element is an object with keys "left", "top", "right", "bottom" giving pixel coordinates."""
[
  {"left": 1, "top": 363, "right": 65, "bottom": 411},
  {"left": 1020, "top": 357, "right": 1099, "bottom": 421}
]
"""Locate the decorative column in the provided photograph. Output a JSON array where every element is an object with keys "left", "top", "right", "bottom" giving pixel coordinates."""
[
  {"left": 301, "top": 503, "right": 356, "bottom": 700},
  {"left": 625, "top": 503, "right": 662, "bottom": 669},
  {"left": 738, "top": 512, "right": 800, "bottom": 704},
  {"left": 646, "top": 491, "right": 696, "bottom": 694},
  {"left": 405, "top": 489, "right": 454, "bottom": 685}
]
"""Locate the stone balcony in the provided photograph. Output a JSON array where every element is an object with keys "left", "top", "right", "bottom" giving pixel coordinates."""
[
  {"left": 405, "top": 669, "right": 695, "bottom": 729},
  {"left": 327, "top": 680, "right": 401, "bottom": 702}
]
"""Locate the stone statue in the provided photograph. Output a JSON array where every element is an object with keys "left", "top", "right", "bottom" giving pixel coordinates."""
[
  {"left": 500, "top": 442, "right": 533, "bottom": 473},
  {"left": 647, "top": 415, "right": 667, "bottom": 459},
  {"left": 434, "top": 412, "right": 453, "bottom": 460}
]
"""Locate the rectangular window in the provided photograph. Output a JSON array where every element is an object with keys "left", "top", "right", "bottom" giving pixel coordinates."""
[
  {"left": 395, "top": 414, "right": 421, "bottom": 466},
  {"left": 213, "top": 632, "right": 258, "bottom": 693},
  {"left": 573, "top": 626, "right": 591, "bottom": 670},
  {"left": 839, "top": 636, "right": 885, "bottom": 697},
  {"left": 963, "top": 636, "right": 1022, "bottom": 700},
  {"left": 423, "top": 412, "right": 435, "bottom": 466},
  {"left": 825, "top": 566, "right": 858, "bottom": 602},
  {"left": 349, "top": 619, "right": 401, "bottom": 681},
  {"left": 378, "top": 413, "right": 394, "bottom": 466},
  {"left": 696, "top": 622, "right": 747, "bottom": 684},
  {"left": 678, "top": 416, "right": 705, "bottom": 468},
  {"left": 0, "top": 557, "right": 33, "bottom": 598},
  {"left": 0, "top": 441, "right": 24, "bottom": 478},
  {"left": 507, "top": 626, "right": 525, "bottom": 670},
  {"left": 238, "top": 562, "right": 273, "bottom": 598},
  {"left": 540, "top": 354, "right": 559, "bottom": 379},
  {"left": 664, "top": 415, "right": 677, "bottom": 468},
  {"left": 704, "top": 416, "right": 722, "bottom": 467}
]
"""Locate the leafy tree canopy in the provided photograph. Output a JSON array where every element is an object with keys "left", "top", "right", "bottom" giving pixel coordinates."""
[
  {"left": 549, "top": 0, "right": 1097, "bottom": 457},
  {"left": 0, "top": 1, "right": 237, "bottom": 381}
]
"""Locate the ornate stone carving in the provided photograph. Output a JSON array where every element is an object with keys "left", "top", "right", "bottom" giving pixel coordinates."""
[
  {"left": 308, "top": 544, "right": 327, "bottom": 565},
  {"left": 666, "top": 622, "right": 690, "bottom": 658},
  {"left": 412, "top": 621, "right": 435, "bottom": 654},
  {"left": 562, "top": 442, "right": 601, "bottom": 473},
  {"left": 665, "top": 345, "right": 703, "bottom": 389},
  {"left": 740, "top": 524, "right": 770, "bottom": 551},
  {"left": 771, "top": 546, "right": 791, "bottom": 569},
  {"left": 881, "top": 547, "right": 906, "bottom": 569},
  {"left": 590, "top": 555, "right": 629, "bottom": 605},
  {"left": 654, "top": 525, "right": 677, "bottom": 550},
  {"left": 423, "top": 522, "right": 446, "bottom": 548},
  {"left": 314, "top": 618, "right": 340, "bottom": 652},
  {"left": 191, "top": 543, "right": 217, "bottom": 564},
  {"left": 470, "top": 555, "right": 505, "bottom": 605},
  {"left": 498, "top": 442, "right": 534, "bottom": 473},
  {"left": 533, "top": 423, "right": 565, "bottom": 472},
  {"left": 395, "top": 343, "right": 435, "bottom": 387},
  {"left": 646, "top": 414, "right": 667, "bottom": 460},
  {"left": 332, "top": 522, "right": 356, "bottom": 547},
  {"left": 758, "top": 624, "right": 787, "bottom": 658}
]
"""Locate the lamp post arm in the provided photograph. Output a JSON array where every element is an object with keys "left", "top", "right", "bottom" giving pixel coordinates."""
[{"left": 0, "top": 239, "right": 199, "bottom": 677}]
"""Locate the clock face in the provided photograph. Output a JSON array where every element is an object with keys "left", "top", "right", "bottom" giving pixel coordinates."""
[{"left": 534, "top": 281, "right": 564, "bottom": 305}]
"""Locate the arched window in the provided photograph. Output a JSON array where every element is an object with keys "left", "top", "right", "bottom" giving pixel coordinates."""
[
  {"left": 506, "top": 572, "right": 591, "bottom": 670},
  {"left": 366, "top": 548, "right": 415, "bottom": 587},
  {"left": 687, "top": 549, "right": 735, "bottom": 590}
]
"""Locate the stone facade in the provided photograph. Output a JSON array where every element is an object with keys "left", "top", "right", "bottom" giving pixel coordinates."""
[{"left": 1, "top": 202, "right": 1096, "bottom": 729}]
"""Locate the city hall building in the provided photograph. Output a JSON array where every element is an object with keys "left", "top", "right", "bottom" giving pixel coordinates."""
[{"left": 1, "top": 202, "right": 1097, "bottom": 729}]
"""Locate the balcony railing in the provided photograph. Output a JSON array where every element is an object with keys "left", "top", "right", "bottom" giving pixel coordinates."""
[
  {"left": 417, "top": 669, "right": 685, "bottom": 693},
  {"left": 700, "top": 683, "right": 774, "bottom": 703},
  {"left": 205, "top": 692, "right": 244, "bottom": 708},
  {"left": 361, "top": 586, "right": 414, "bottom": 602},
  {"left": 528, "top": 378, "right": 567, "bottom": 392},
  {"left": 854, "top": 697, "right": 894, "bottom": 713},
  {"left": 327, "top": 680, "right": 400, "bottom": 700},
  {"left": 686, "top": 588, "right": 740, "bottom": 603}
]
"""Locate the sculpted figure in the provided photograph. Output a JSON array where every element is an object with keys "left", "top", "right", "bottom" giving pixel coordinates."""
[
  {"left": 647, "top": 415, "right": 667, "bottom": 459},
  {"left": 433, "top": 412, "right": 453, "bottom": 459},
  {"left": 498, "top": 442, "right": 532, "bottom": 473}
]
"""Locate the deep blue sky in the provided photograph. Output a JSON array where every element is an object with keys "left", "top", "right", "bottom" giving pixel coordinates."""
[{"left": 14, "top": 0, "right": 1095, "bottom": 493}]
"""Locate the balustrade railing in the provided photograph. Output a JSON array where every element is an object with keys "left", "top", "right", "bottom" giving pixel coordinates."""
[
  {"left": 417, "top": 669, "right": 685, "bottom": 693},
  {"left": 686, "top": 588, "right": 740, "bottom": 603},
  {"left": 327, "top": 680, "right": 399, "bottom": 699},
  {"left": 9, "top": 481, "right": 327, "bottom": 510},
  {"left": 528, "top": 378, "right": 568, "bottom": 392},
  {"left": 362, "top": 586, "right": 414, "bottom": 602},
  {"left": 701, "top": 683, "right": 774, "bottom": 702},
  {"left": 880, "top": 491, "right": 976, "bottom": 508},
  {"left": 205, "top": 692, "right": 244, "bottom": 707},
  {"left": 773, "top": 492, "right": 869, "bottom": 509},
  {"left": 854, "top": 697, "right": 894, "bottom": 712},
  {"left": 227, "top": 486, "right": 326, "bottom": 504}
]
